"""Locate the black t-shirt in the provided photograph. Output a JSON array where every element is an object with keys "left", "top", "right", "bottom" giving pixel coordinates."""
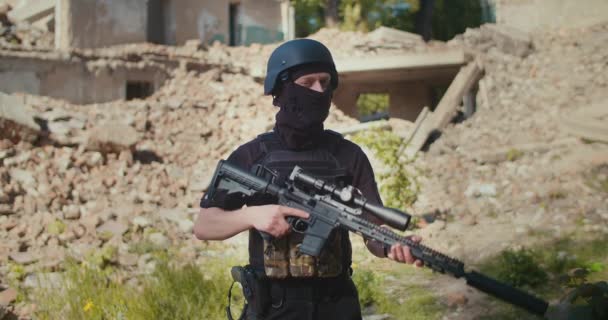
[{"left": 199, "top": 132, "right": 384, "bottom": 267}]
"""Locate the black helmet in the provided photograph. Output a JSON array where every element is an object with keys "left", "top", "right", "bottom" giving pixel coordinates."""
[{"left": 264, "top": 39, "right": 339, "bottom": 95}]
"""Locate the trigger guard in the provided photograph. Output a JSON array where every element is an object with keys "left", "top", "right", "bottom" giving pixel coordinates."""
[{"left": 289, "top": 218, "right": 309, "bottom": 233}]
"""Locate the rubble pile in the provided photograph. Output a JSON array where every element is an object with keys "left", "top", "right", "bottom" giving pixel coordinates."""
[{"left": 414, "top": 22, "right": 608, "bottom": 264}]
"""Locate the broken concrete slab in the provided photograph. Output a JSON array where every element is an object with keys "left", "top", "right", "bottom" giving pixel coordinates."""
[
  {"left": 336, "top": 50, "right": 467, "bottom": 83},
  {"left": 32, "top": 12, "right": 54, "bottom": 32},
  {"left": 0, "top": 93, "right": 38, "bottom": 129},
  {"left": 407, "top": 106, "right": 430, "bottom": 144},
  {"left": 433, "top": 59, "right": 484, "bottom": 130},
  {"left": 402, "top": 60, "right": 483, "bottom": 157},
  {"left": 368, "top": 26, "right": 423, "bottom": 44},
  {"left": 560, "top": 102, "right": 608, "bottom": 143},
  {"left": 483, "top": 24, "right": 532, "bottom": 57},
  {"left": 469, "top": 138, "right": 579, "bottom": 164},
  {"left": 9, "top": 251, "right": 39, "bottom": 265},
  {"left": 336, "top": 119, "right": 391, "bottom": 136},
  {"left": 403, "top": 106, "right": 432, "bottom": 158},
  {"left": 0, "top": 93, "right": 41, "bottom": 142},
  {"left": 7, "top": 0, "right": 54, "bottom": 23}
]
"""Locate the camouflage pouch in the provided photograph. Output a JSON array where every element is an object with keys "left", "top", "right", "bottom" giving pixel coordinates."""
[
  {"left": 263, "top": 237, "right": 290, "bottom": 279},
  {"left": 288, "top": 232, "right": 316, "bottom": 277},
  {"left": 263, "top": 230, "right": 345, "bottom": 279}
]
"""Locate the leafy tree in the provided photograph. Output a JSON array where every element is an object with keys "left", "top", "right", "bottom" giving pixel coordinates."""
[
  {"left": 291, "top": 0, "right": 326, "bottom": 37},
  {"left": 290, "top": 0, "right": 483, "bottom": 41},
  {"left": 431, "top": 0, "right": 482, "bottom": 41}
]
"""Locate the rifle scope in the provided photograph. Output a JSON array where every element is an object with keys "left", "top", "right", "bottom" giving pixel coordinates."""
[{"left": 290, "top": 167, "right": 411, "bottom": 231}]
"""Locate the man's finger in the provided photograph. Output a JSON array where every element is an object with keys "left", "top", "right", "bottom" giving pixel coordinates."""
[
  {"left": 280, "top": 206, "right": 310, "bottom": 219},
  {"left": 409, "top": 235, "right": 422, "bottom": 243},
  {"left": 392, "top": 245, "right": 405, "bottom": 262},
  {"left": 403, "top": 246, "right": 415, "bottom": 264}
]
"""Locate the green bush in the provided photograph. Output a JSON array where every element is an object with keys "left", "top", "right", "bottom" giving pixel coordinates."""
[
  {"left": 496, "top": 249, "right": 548, "bottom": 287},
  {"left": 352, "top": 129, "right": 419, "bottom": 210},
  {"left": 357, "top": 93, "right": 389, "bottom": 118}
]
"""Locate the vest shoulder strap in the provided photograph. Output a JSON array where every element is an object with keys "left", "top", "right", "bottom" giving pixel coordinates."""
[{"left": 256, "top": 130, "right": 345, "bottom": 154}]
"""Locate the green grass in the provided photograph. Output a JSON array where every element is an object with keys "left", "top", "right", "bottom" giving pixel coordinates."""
[
  {"left": 31, "top": 254, "right": 239, "bottom": 320},
  {"left": 476, "top": 233, "right": 608, "bottom": 319},
  {"left": 29, "top": 248, "right": 441, "bottom": 320},
  {"left": 506, "top": 148, "right": 523, "bottom": 162},
  {"left": 353, "top": 267, "right": 443, "bottom": 320}
]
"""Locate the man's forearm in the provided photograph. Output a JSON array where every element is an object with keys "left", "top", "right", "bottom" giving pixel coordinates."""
[{"left": 193, "top": 207, "right": 252, "bottom": 241}]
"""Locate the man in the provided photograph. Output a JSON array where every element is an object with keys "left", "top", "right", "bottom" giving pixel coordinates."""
[{"left": 194, "top": 39, "right": 421, "bottom": 320}]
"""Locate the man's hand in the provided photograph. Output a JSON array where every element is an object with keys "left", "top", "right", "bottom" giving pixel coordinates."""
[
  {"left": 387, "top": 235, "right": 424, "bottom": 267},
  {"left": 247, "top": 205, "right": 309, "bottom": 238}
]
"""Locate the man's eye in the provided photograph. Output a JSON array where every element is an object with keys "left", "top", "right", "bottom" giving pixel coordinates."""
[{"left": 298, "top": 81, "right": 312, "bottom": 87}]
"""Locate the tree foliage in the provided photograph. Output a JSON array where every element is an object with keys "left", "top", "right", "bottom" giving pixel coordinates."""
[{"left": 290, "top": 0, "right": 483, "bottom": 40}]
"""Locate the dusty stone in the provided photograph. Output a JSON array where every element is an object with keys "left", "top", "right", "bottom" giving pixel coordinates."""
[
  {"left": 23, "top": 272, "right": 62, "bottom": 289},
  {"left": 96, "top": 220, "right": 128, "bottom": 239},
  {"left": 0, "top": 204, "right": 13, "bottom": 215},
  {"left": 446, "top": 292, "right": 469, "bottom": 307},
  {"left": 62, "top": 204, "right": 81, "bottom": 219},
  {"left": 148, "top": 232, "right": 169, "bottom": 249},
  {"left": 464, "top": 183, "right": 497, "bottom": 198},
  {"left": 86, "top": 123, "right": 138, "bottom": 154},
  {"left": 0, "top": 93, "right": 41, "bottom": 142},
  {"left": 177, "top": 219, "right": 194, "bottom": 233},
  {"left": 0, "top": 147, "right": 15, "bottom": 160},
  {"left": 462, "top": 215, "right": 478, "bottom": 226},
  {"left": 132, "top": 216, "right": 152, "bottom": 228},
  {"left": 9, "top": 168, "right": 35, "bottom": 187},
  {"left": 159, "top": 207, "right": 187, "bottom": 224},
  {"left": 118, "top": 253, "right": 138, "bottom": 267},
  {"left": 0, "top": 287, "right": 17, "bottom": 306},
  {"left": 9, "top": 251, "right": 38, "bottom": 265}
]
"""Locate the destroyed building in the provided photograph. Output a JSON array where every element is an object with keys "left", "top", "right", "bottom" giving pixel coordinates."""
[
  {"left": 1, "top": 0, "right": 295, "bottom": 104},
  {"left": 1, "top": 0, "right": 608, "bottom": 319}
]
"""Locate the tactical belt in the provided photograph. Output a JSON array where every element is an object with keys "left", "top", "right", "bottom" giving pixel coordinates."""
[{"left": 268, "top": 273, "right": 355, "bottom": 302}]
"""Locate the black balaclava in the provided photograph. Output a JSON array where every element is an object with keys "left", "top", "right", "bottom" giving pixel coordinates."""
[{"left": 273, "top": 63, "right": 333, "bottom": 150}]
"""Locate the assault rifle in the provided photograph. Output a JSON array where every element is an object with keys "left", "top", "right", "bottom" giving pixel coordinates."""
[{"left": 206, "top": 160, "right": 550, "bottom": 317}]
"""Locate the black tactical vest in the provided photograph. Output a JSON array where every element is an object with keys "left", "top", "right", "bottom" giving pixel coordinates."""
[{"left": 247, "top": 130, "right": 353, "bottom": 278}]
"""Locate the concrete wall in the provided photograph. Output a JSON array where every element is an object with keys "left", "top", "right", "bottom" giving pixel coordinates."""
[
  {"left": 0, "top": 57, "right": 168, "bottom": 104},
  {"left": 166, "top": 0, "right": 285, "bottom": 46},
  {"left": 54, "top": 0, "right": 289, "bottom": 48},
  {"left": 56, "top": 0, "right": 148, "bottom": 50},
  {"left": 169, "top": 0, "right": 229, "bottom": 45},
  {"left": 496, "top": 0, "right": 608, "bottom": 32}
]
